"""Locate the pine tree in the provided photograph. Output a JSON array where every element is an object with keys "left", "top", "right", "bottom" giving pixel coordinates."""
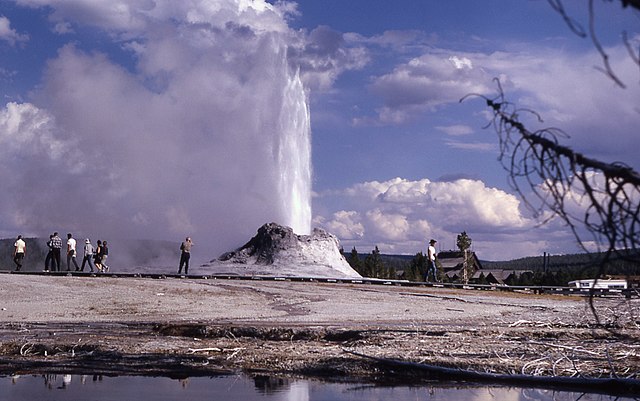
[
  {"left": 456, "top": 231, "right": 474, "bottom": 283},
  {"left": 388, "top": 265, "right": 397, "bottom": 280},
  {"left": 347, "top": 247, "right": 364, "bottom": 276},
  {"left": 364, "top": 246, "right": 386, "bottom": 278},
  {"left": 457, "top": 231, "right": 472, "bottom": 251},
  {"left": 408, "top": 252, "right": 428, "bottom": 281}
]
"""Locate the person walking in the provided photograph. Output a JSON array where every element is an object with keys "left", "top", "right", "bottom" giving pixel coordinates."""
[
  {"left": 50, "top": 232, "right": 63, "bottom": 272},
  {"left": 80, "top": 238, "right": 94, "bottom": 272},
  {"left": 94, "top": 240, "right": 103, "bottom": 272},
  {"left": 13, "top": 235, "right": 26, "bottom": 271},
  {"left": 67, "top": 233, "right": 80, "bottom": 271},
  {"left": 44, "top": 234, "right": 54, "bottom": 272},
  {"left": 101, "top": 240, "right": 109, "bottom": 272},
  {"left": 425, "top": 238, "right": 438, "bottom": 282},
  {"left": 178, "top": 237, "right": 193, "bottom": 275}
]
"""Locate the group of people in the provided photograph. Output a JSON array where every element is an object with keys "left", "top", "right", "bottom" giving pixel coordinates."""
[
  {"left": 43, "top": 232, "right": 109, "bottom": 273},
  {"left": 12, "top": 233, "right": 192, "bottom": 274}
]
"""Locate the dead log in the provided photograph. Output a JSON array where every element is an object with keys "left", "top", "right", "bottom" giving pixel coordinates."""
[{"left": 344, "top": 350, "right": 640, "bottom": 397}]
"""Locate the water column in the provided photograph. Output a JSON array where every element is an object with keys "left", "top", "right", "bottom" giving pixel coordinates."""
[{"left": 277, "top": 66, "right": 312, "bottom": 235}]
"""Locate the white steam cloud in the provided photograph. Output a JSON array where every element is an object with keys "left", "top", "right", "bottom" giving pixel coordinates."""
[{"left": 2, "top": 0, "right": 312, "bottom": 260}]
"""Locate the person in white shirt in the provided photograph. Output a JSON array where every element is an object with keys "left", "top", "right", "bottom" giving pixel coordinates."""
[
  {"left": 13, "top": 235, "right": 26, "bottom": 271},
  {"left": 66, "top": 233, "right": 80, "bottom": 271},
  {"left": 426, "top": 238, "right": 438, "bottom": 282}
]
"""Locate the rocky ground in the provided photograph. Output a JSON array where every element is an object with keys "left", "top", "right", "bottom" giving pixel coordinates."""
[{"left": 0, "top": 273, "right": 638, "bottom": 388}]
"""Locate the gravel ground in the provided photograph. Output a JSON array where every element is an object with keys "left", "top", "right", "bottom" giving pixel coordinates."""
[{"left": 0, "top": 273, "right": 638, "bottom": 385}]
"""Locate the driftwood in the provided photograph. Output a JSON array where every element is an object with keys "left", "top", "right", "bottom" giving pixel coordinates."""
[
  {"left": 187, "top": 347, "right": 245, "bottom": 361},
  {"left": 344, "top": 349, "right": 640, "bottom": 397}
]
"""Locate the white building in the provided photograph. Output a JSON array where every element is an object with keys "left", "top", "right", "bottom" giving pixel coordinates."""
[{"left": 568, "top": 279, "right": 628, "bottom": 290}]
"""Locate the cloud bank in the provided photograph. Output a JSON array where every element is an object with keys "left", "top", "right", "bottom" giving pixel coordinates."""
[
  {"left": 308, "top": 28, "right": 639, "bottom": 261},
  {"left": 363, "top": 44, "right": 640, "bottom": 168},
  {"left": 313, "top": 177, "right": 556, "bottom": 260}
]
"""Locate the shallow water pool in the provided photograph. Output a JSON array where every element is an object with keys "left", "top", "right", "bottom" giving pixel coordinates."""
[{"left": 0, "top": 374, "right": 633, "bottom": 401}]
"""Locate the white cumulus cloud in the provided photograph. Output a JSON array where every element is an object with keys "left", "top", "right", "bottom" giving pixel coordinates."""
[
  {"left": 0, "top": 15, "right": 29, "bottom": 46},
  {"left": 363, "top": 43, "right": 640, "bottom": 170},
  {"left": 313, "top": 177, "right": 562, "bottom": 260}
]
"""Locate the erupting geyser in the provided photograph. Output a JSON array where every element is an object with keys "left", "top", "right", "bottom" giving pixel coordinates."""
[
  {"left": 1, "top": 0, "right": 313, "bottom": 255},
  {"left": 277, "top": 69, "right": 312, "bottom": 235}
]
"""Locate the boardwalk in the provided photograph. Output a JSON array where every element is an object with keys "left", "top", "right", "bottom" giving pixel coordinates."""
[{"left": 1, "top": 269, "right": 637, "bottom": 298}]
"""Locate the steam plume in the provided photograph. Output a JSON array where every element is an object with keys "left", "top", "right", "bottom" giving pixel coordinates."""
[{"left": 0, "top": 0, "right": 312, "bottom": 261}]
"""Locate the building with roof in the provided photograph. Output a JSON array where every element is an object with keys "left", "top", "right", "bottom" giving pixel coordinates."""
[
  {"left": 438, "top": 251, "right": 482, "bottom": 282},
  {"left": 438, "top": 251, "right": 535, "bottom": 285}
]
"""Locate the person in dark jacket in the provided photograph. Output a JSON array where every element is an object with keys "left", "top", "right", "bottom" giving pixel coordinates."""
[
  {"left": 50, "top": 232, "right": 63, "bottom": 272},
  {"left": 94, "top": 240, "right": 103, "bottom": 272},
  {"left": 44, "top": 234, "right": 55, "bottom": 272},
  {"left": 101, "top": 240, "right": 109, "bottom": 272},
  {"left": 178, "top": 237, "right": 193, "bottom": 275}
]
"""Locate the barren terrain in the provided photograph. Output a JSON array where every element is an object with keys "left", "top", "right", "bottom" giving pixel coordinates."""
[{"left": 0, "top": 273, "right": 638, "bottom": 387}]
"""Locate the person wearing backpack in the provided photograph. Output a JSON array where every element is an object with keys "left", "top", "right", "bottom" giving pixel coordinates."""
[{"left": 178, "top": 237, "right": 193, "bottom": 275}]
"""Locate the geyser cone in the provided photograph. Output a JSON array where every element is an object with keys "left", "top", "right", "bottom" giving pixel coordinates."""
[{"left": 205, "top": 223, "right": 361, "bottom": 279}]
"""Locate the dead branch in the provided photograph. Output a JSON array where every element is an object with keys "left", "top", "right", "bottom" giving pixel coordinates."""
[
  {"left": 344, "top": 349, "right": 640, "bottom": 397},
  {"left": 226, "top": 348, "right": 243, "bottom": 360},
  {"left": 462, "top": 81, "right": 640, "bottom": 297},
  {"left": 547, "top": 0, "right": 640, "bottom": 87},
  {"left": 527, "top": 340, "right": 601, "bottom": 356},
  {"left": 187, "top": 346, "right": 245, "bottom": 357},
  {"left": 187, "top": 347, "right": 223, "bottom": 354},
  {"left": 588, "top": 0, "right": 626, "bottom": 88},
  {"left": 19, "top": 343, "right": 33, "bottom": 356}
]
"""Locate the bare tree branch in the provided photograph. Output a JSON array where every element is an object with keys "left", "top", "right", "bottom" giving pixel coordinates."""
[
  {"left": 588, "top": 0, "right": 627, "bottom": 88},
  {"left": 463, "top": 81, "right": 640, "bottom": 333},
  {"left": 547, "top": 0, "right": 587, "bottom": 37},
  {"left": 548, "top": 0, "right": 640, "bottom": 88},
  {"left": 463, "top": 80, "right": 640, "bottom": 259},
  {"left": 621, "top": 0, "right": 640, "bottom": 11}
]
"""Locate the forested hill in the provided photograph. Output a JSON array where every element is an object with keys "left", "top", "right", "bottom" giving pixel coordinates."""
[
  {"left": 481, "top": 251, "right": 640, "bottom": 274},
  {"left": 378, "top": 250, "right": 639, "bottom": 276}
]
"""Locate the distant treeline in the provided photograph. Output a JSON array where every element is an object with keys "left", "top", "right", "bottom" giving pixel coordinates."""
[
  {"left": 344, "top": 246, "right": 640, "bottom": 284},
  {"left": 345, "top": 247, "right": 398, "bottom": 279},
  {"left": 481, "top": 250, "right": 640, "bottom": 276}
]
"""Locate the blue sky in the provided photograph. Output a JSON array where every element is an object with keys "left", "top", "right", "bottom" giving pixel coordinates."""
[{"left": 0, "top": 0, "right": 638, "bottom": 261}]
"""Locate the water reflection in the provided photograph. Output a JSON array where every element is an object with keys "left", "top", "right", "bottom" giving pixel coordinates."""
[{"left": 0, "top": 374, "right": 634, "bottom": 401}]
